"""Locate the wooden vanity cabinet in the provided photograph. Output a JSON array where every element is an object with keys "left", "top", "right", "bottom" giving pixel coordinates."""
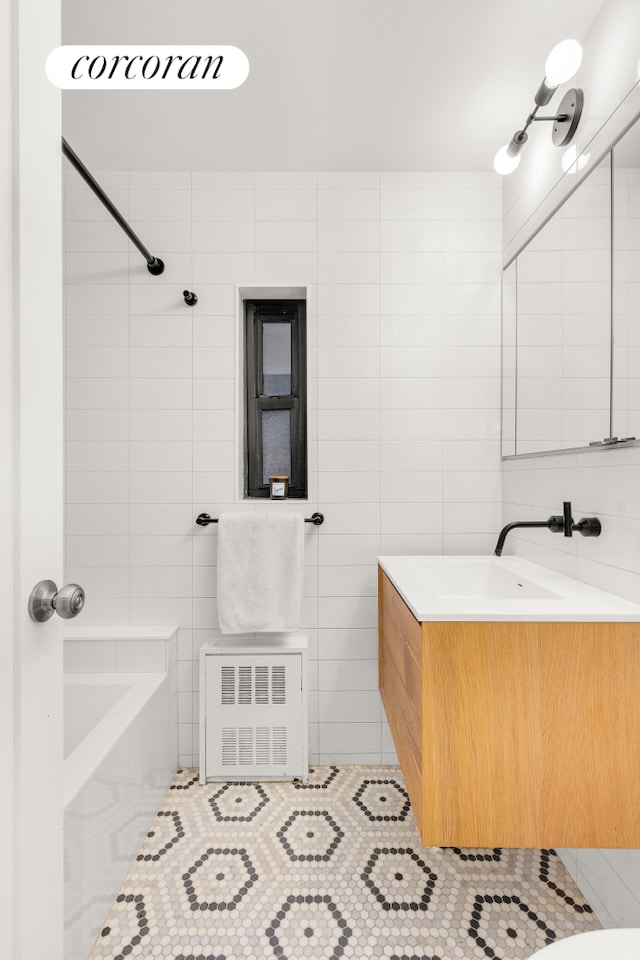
[{"left": 378, "top": 566, "right": 640, "bottom": 848}]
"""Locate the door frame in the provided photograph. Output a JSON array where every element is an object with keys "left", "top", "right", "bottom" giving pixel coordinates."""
[
  {"left": 0, "top": 0, "right": 15, "bottom": 944},
  {"left": 1, "top": 0, "right": 64, "bottom": 956}
]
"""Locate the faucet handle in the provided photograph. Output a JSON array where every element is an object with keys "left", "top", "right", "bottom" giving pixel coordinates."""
[
  {"left": 563, "top": 501, "right": 574, "bottom": 537},
  {"left": 573, "top": 517, "right": 602, "bottom": 537}
]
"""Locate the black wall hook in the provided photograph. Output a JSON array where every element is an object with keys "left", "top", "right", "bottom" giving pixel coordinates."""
[{"left": 183, "top": 290, "right": 198, "bottom": 306}]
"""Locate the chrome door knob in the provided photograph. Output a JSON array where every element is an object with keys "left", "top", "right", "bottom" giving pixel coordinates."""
[{"left": 28, "top": 580, "right": 85, "bottom": 622}]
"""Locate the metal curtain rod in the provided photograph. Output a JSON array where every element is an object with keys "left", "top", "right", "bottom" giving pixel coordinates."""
[
  {"left": 61, "top": 137, "right": 165, "bottom": 276},
  {"left": 196, "top": 512, "right": 324, "bottom": 526}
]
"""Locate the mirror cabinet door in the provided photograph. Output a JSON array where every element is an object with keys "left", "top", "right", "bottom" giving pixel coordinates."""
[
  {"left": 515, "top": 210, "right": 564, "bottom": 453},
  {"left": 612, "top": 120, "right": 640, "bottom": 441},
  {"left": 503, "top": 153, "right": 612, "bottom": 456},
  {"left": 501, "top": 260, "right": 516, "bottom": 456},
  {"left": 556, "top": 152, "right": 612, "bottom": 451}
]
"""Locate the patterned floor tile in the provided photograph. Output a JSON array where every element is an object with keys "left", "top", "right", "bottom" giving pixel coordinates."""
[{"left": 88, "top": 765, "right": 600, "bottom": 960}]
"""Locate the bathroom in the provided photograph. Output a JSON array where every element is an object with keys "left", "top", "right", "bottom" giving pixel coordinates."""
[{"left": 4, "top": 0, "right": 640, "bottom": 957}]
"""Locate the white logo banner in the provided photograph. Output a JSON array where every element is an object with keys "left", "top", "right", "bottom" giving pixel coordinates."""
[{"left": 46, "top": 45, "right": 249, "bottom": 89}]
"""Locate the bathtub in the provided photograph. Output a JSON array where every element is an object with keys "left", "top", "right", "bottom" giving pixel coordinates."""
[{"left": 64, "top": 672, "right": 177, "bottom": 960}]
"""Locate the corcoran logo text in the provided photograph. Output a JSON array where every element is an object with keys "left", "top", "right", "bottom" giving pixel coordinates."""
[{"left": 46, "top": 45, "right": 249, "bottom": 89}]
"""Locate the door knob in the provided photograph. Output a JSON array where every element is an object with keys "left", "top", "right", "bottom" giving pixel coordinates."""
[{"left": 28, "top": 580, "right": 85, "bottom": 622}]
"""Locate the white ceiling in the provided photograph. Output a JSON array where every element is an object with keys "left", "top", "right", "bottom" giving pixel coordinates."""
[{"left": 62, "top": 0, "right": 607, "bottom": 171}]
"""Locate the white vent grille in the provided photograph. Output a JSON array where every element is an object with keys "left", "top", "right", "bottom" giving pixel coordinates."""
[
  {"left": 218, "top": 663, "right": 290, "bottom": 707},
  {"left": 202, "top": 649, "right": 305, "bottom": 782},
  {"left": 221, "top": 725, "right": 288, "bottom": 767}
]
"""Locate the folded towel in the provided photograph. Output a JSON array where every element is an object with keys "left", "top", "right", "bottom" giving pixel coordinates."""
[{"left": 217, "top": 512, "right": 304, "bottom": 635}]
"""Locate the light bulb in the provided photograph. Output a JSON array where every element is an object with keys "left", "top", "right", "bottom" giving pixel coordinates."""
[
  {"left": 494, "top": 145, "right": 521, "bottom": 176},
  {"left": 561, "top": 144, "right": 590, "bottom": 174},
  {"left": 545, "top": 39, "right": 582, "bottom": 86}
]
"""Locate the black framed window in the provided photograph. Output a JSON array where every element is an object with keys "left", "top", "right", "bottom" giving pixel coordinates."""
[{"left": 244, "top": 299, "right": 307, "bottom": 498}]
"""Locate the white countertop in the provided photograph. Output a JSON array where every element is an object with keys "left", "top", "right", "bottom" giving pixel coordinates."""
[{"left": 378, "top": 555, "right": 640, "bottom": 622}]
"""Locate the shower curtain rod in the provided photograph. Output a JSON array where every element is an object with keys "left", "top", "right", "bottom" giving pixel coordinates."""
[{"left": 61, "top": 137, "right": 165, "bottom": 275}]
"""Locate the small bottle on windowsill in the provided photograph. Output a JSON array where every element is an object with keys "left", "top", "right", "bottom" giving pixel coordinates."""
[{"left": 269, "top": 476, "right": 289, "bottom": 499}]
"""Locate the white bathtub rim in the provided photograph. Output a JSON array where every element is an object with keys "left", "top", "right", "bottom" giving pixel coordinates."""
[{"left": 64, "top": 672, "right": 167, "bottom": 809}]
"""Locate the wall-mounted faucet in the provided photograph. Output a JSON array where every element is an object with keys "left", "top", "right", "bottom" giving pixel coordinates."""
[{"left": 494, "top": 501, "right": 601, "bottom": 556}]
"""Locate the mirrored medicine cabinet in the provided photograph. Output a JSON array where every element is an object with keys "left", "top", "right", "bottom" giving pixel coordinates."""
[{"left": 501, "top": 111, "right": 640, "bottom": 457}]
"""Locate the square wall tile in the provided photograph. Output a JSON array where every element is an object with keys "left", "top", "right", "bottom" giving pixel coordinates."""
[
  {"left": 255, "top": 221, "right": 317, "bottom": 252},
  {"left": 380, "top": 189, "right": 442, "bottom": 220},
  {"left": 192, "top": 189, "right": 255, "bottom": 220},
  {"left": 317, "top": 221, "right": 379, "bottom": 252},
  {"left": 318, "top": 189, "right": 379, "bottom": 220},
  {"left": 255, "top": 189, "right": 316, "bottom": 221}
]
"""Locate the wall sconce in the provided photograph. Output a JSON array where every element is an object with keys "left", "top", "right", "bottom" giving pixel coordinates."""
[{"left": 494, "top": 39, "right": 584, "bottom": 175}]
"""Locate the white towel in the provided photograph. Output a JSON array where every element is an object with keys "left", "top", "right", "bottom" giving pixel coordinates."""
[{"left": 217, "top": 512, "right": 304, "bottom": 635}]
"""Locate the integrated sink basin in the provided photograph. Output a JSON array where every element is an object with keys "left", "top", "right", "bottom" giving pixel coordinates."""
[
  {"left": 412, "top": 557, "right": 559, "bottom": 601},
  {"left": 378, "top": 554, "right": 640, "bottom": 621}
]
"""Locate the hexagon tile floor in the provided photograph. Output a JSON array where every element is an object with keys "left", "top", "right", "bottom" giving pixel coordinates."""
[{"left": 89, "top": 765, "right": 600, "bottom": 960}]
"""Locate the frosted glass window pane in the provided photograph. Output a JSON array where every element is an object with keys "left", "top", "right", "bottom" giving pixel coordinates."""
[
  {"left": 262, "top": 409, "right": 291, "bottom": 484},
  {"left": 263, "top": 322, "right": 291, "bottom": 395}
]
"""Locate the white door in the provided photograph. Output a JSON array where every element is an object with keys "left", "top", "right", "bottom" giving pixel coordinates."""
[{"left": 1, "top": 0, "right": 65, "bottom": 957}]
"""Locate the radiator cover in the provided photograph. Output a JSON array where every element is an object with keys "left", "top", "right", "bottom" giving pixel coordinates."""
[{"left": 199, "top": 638, "right": 308, "bottom": 783}]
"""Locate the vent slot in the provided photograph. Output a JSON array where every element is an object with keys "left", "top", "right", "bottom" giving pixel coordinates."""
[
  {"left": 238, "top": 666, "right": 252, "bottom": 705},
  {"left": 272, "top": 665, "right": 286, "bottom": 704},
  {"left": 256, "top": 726, "right": 270, "bottom": 765},
  {"left": 222, "top": 727, "right": 237, "bottom": 765},
  {"left": 239, "top": 726, "right": 254, "bottom": 765},
  {"left": 221, "top": 666, "right": 235, "bottom": 705},
  {"left": 273, "top": 726, "right": 287, "bottom": 765},
  {"left": 255, "top": 666, "right": 269, "bottom": 704}
]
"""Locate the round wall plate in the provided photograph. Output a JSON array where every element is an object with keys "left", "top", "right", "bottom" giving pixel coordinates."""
[
  {"left": 28, "top": 579, "right": 57, "bottom": 622},
  {"left": 552, "top": 88, "right": 584, "bottom": 147}
]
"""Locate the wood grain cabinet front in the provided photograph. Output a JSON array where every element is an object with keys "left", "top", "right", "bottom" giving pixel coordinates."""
[{"left": 378, "top": 565, "right": 640, "bottom": 849}]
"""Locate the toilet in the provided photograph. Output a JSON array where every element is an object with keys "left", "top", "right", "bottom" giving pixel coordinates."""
[{"left": 528, "top": 928, "right": 640, "bottom": 958}]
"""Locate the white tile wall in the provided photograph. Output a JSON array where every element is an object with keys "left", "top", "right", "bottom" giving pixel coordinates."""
[{"left": 64, "top": 169, "right": 502, "bottom": 767}]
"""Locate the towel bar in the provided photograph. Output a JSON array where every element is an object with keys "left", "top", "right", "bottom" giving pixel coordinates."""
[{"left": 196, "top": 512, "right": 324, "bottom": 526}]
